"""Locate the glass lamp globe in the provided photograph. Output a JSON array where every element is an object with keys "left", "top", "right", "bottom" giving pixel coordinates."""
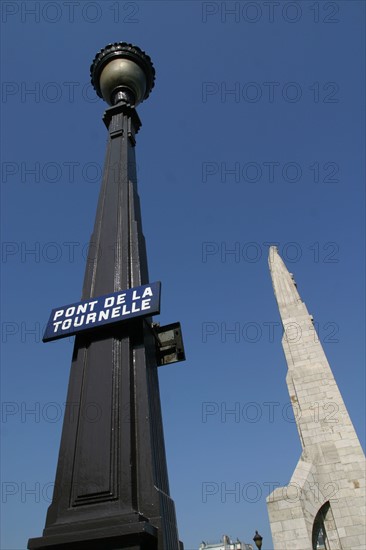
[
  {"left": 90, "top": 42, "right": 155, "bottom": 107},
  {"left": 253, "top": 531, "right": 263, "bottom": 550}
]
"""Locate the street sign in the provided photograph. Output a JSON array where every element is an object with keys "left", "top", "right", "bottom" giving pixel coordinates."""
[{"left": 43, "top": 282, "right": 161, "bottom": 342}]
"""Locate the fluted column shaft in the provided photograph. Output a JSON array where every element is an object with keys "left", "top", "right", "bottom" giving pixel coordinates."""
[{"left": 28, "top": 104, "right": 181, "bottom": 550}]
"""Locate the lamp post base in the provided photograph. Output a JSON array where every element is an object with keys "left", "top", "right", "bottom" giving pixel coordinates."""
[{"left": 28, "top": 521, "right": 158, "bottom": 550}]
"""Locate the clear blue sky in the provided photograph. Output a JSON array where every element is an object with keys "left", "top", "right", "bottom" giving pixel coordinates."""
[{"left": 1, "top": 2, "right": 365, "bottom": 549}]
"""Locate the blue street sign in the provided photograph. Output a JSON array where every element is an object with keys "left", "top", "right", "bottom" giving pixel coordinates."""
[{"left": 43, "top": 282, "right": 161, "bottom": 342}]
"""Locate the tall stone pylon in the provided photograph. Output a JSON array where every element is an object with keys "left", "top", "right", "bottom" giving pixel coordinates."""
[{"left": 267, "top": 246, "right": 365, "bottom": 550}]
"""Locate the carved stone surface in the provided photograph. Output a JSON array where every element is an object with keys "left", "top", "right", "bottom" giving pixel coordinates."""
[{"left": 267, "top": 246, "right": 365, "bottom": 550}]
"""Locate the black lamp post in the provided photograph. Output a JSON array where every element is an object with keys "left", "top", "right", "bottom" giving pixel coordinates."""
[
  {"left": 253, "top": 531, "right": 263, "bottom": 550},
  {"left": 28, "top": 42, "right": 183, "bottom": 550}
]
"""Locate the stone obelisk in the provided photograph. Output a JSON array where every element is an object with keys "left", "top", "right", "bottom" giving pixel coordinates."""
[{"left": 267, "top": 246, "right": 365, "bottom": 550}]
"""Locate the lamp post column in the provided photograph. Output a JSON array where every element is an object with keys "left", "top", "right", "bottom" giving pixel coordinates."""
[{"left": 28, "top": 43, "right": 182, "bottom": 550}]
